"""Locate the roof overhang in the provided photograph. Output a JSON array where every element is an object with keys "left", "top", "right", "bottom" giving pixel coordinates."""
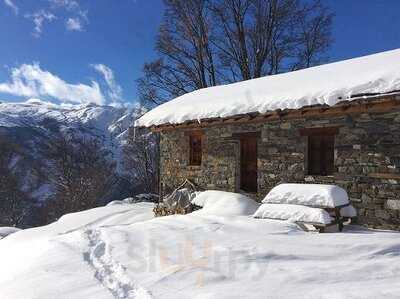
[{"left": 144, "top": 92, "right": 400, "bottom": 132}]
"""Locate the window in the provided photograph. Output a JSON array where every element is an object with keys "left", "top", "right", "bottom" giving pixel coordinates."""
[
  {"left": 300, "top": 127, "right": 337, "bottom": 176},
  {"left": 189, "top": 132, "right": 202, "bottom": 166},
  {"left": 308, "top": 135, "right": 334, "bottom": 176}
]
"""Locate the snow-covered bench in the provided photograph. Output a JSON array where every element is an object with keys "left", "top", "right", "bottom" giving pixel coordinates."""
[{"left": 254, "top": 184, "right": 356, "bottom": 232}]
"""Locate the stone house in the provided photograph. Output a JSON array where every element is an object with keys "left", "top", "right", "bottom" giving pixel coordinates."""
[{"left": 136, "top": 49, "right": 400, "bottom": 230}]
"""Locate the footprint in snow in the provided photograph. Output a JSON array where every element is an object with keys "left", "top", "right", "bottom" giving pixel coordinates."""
[{"left": 83, "top": 228, "right": 153, "bottom": 299}]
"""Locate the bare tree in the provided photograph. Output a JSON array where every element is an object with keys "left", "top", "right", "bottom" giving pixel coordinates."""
[
  {"left": 44, "top": 135, "right": 116, "bottom": 222},
  {"left": 212, "top": 0, "right": 333, "bottom": 78},
  {"left": 123, "top": 128, "right": 159, "bottom": 194},
  {"left": 292, "top": 0, "right": 333, "bottom": 69},
  {"left": 137, "top": 0, "right": 219, "bottom": 107},
  {"left": 0, "top": 172, "right": 29, "bottom": 227},
  {"left": 0, "top": 140, "right": 30, "bottom": 227},
  {"left": 138, "top": 0, "right": 333, "bottom": 107},
  {"left": 211, "top": 0, "right": 253, "bottom": 80}
]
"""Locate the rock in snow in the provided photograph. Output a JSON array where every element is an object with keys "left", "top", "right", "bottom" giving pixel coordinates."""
[
  {"left": 0, "top": 194, "right": 400, "bottom": 298},
  {"left": 136, "top": 48, "right": 400, "bottom": 127}
]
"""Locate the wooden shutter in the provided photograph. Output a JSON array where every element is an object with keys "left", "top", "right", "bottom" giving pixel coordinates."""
[{"left": 189, "top": 132, "right": 202, "bottom": 166}]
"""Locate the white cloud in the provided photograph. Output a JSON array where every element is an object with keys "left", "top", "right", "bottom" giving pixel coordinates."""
[
  {"left": 4, "top": 0, "right": 18, "bottom": 15},
  {"left": 91, "top": 64, "right": 123, "bottom": 104},
  {"left": 20, "top": 0, "right": 89, "bottom": 37},
  {"left": 25, "top": 10, "right": 57, "bottom": 38},
  {"left": 66, "top": 17, "right": 83, "bottom": 31},
  {"left": 0, "top": 63, "right": 105, "bottom": 105},
  {"left": 50, "top": 0, "right": 88, "bottom": 32},
  {"left": 49, "top": 0, "right": 79, "bottom": 11}
]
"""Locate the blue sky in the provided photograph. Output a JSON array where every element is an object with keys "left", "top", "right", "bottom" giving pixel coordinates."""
[{"left": 0, "top": 0, "right": 399, "bottom": 106}]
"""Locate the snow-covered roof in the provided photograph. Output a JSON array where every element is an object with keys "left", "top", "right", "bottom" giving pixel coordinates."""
[{"left": 136, "top": 48, "right": 400, "bottom": 128}]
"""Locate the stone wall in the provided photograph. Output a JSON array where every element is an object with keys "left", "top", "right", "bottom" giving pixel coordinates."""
[{"left": 159, "top": 109, "right": 400, "bottom": 229}]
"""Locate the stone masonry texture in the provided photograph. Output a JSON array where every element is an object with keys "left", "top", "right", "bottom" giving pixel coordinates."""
[{"left": 159, "top": 109, "right": 400, "bottom": 230}]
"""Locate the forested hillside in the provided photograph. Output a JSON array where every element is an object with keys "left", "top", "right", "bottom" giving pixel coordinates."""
[{"left": 0, "top": 100, "right": 157, "bottom": 227}]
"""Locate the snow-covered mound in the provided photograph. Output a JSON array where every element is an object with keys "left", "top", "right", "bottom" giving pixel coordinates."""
[
  {"left": 136, "top": 48, "right": 400, "bottom": 127},
  {"left": 253, "top": 204, "right": 332, "bottom": 224},
  {"left": 262, "top": 183, "right": 349, "bottom": 208},
  {"left": 0, "top": 227, "right": 21, "bottom": 239},
  {"left": 0, "top": 201, "right": 400, "bottom": 298},
  {"left": 192, "top": 190, "right": 260, "bottom": 216}
]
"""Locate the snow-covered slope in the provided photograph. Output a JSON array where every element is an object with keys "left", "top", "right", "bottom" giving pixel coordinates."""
[
  {"left": 137, "top": 48, "right": 400, "bottom": 127},
  {"left": 0, "top": 99, "right": 139, "bottom": 140},
  {"left": 0, "top": 100, "right": 142, "bottom": 216},
  {"left": 1, "top": 200, "right": 399, "bottom": 299}
]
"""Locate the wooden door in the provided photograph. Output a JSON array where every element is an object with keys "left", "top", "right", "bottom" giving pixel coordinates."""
[{"left": 240, "top": 137, "right": 258, "bottom": 192}]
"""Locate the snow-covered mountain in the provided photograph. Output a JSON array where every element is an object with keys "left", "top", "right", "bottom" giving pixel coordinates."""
[
  {"left": 0, "top": 98, "right": 140, "bottom": 142},
  {"left": 0, "top": 99, "right": 144, "bottom": 224}
]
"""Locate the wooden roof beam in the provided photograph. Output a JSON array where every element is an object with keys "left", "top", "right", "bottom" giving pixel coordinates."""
[{"left": 150, "top": 96, "right": 400, "bottom": 132}]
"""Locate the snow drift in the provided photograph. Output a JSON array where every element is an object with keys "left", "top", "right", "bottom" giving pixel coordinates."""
[
  {"left": 136, "top": 48, "right": 400, "bottom": 127},
  {"left": 191, "top": 190, "right": 260, "bottom": 216},
  {"left": 0, "top": 200, "right": 400, "bottom": 298}
]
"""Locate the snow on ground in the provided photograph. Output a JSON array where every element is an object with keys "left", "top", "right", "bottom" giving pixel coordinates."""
[
  {"left": 0, "top": 203, "right": 154, "bottom": 299},
  {"left": 0, "top": 199, "right": 400, "bottom": 299},
  {"left": 136, "top": 48, "right": 400, "bottom": 127},
  {"left": 192, "top": 190, "right": 260, "bottom": 216},
  {"left": 0, "top": 227, "right": 21, "bottom": 239}
]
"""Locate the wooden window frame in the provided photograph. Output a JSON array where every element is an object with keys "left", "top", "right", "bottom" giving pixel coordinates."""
[
  {"left": 188, "top": 131, "right": 203, "bottom": 166},
  {"left": 300, "top": 127, "right": 338, "bottom": 176}
]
